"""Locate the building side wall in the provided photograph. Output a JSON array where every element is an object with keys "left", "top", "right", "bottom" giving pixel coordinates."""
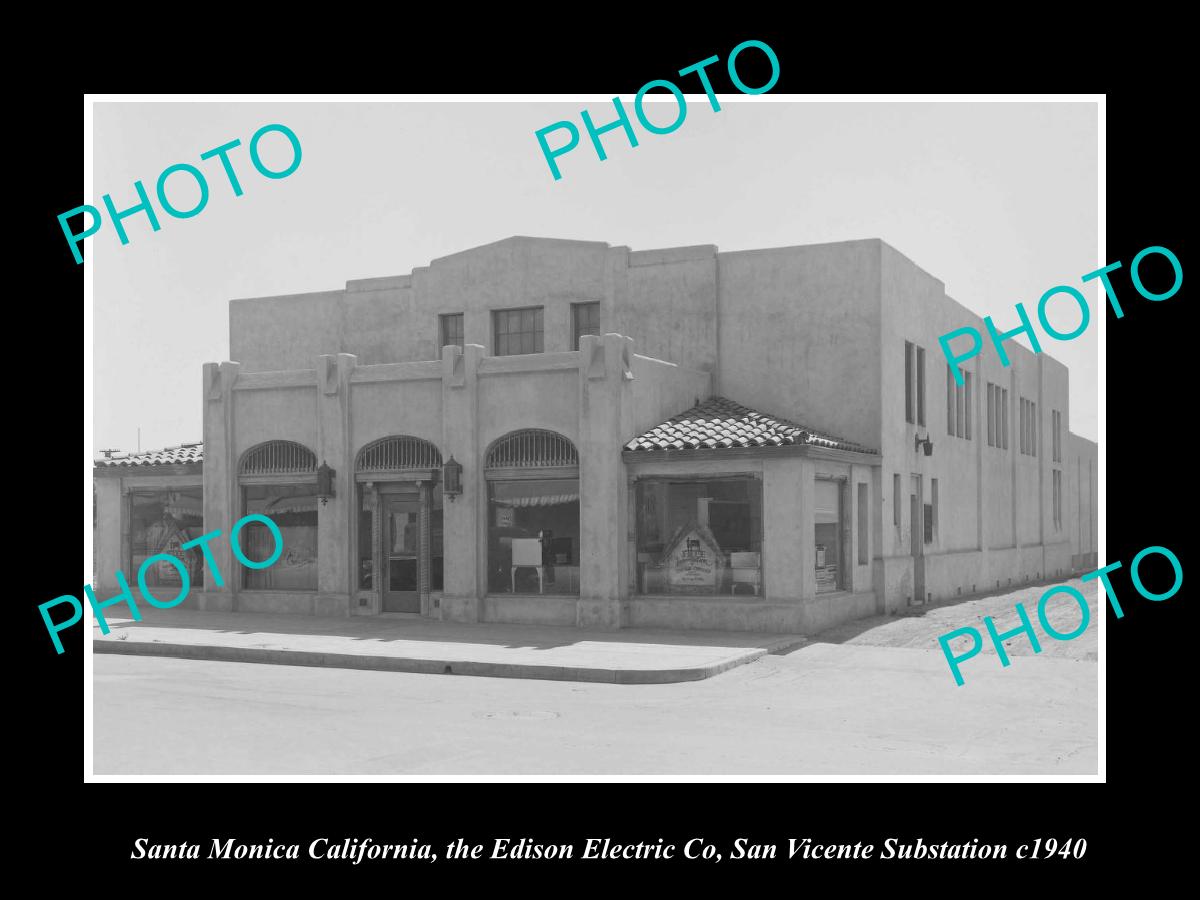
[
  {"left": 876, "top": 242, "right": 1095, "bottom": 610},
  {"left": 716, "top": 240, "right": 883, "bottom": 450},
  {"left": 620, "top": 246, "right": 718, "bottom": 374},
  {"left": 230, "top": 291, "right": 342, "bottom": 373},
  {"left": 1067, "top": 431, "right": 1099, "bottom": 571}
]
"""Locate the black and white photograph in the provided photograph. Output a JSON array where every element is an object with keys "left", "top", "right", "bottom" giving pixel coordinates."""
[{"left": 80, "top": 94, "right": 1107, "bottom": 779}]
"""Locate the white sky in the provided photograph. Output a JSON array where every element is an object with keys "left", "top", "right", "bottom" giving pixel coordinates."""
[{"left": 92, "top": 99, "right": 1098, "bottom": 452}]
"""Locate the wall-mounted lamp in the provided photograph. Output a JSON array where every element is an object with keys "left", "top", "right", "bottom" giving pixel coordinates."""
[
  {"left": 914, "top": 434, "right": 934, "bottom": 457},
  {"left": 442, "top": 455, "right": 463, "bottom": 500},
  {"left": 317, "top": 460, "right": 336, "bottom": 505}
]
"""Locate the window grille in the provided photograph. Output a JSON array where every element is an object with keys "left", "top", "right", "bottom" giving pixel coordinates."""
[
  {"left": 486, "top": 429, "right": 577, "bottom": 468},
  {"left": 239, "top": 440, "right": 317, "bottom": 475},
  {"left": 356, "top": 436, "right": 442, "bottom": 471}
]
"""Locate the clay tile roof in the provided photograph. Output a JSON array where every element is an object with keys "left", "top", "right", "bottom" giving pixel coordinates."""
[
  {"left": 95, "top": 442, "right": 204, "bottom": 468},
  {"left": 623, "top": 397, "right": 878, "bottom": 455}
]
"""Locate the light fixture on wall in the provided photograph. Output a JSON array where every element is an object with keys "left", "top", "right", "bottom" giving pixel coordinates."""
[
  {"left": 914, "top": 434, "right": 934, "bottom": 457},
  {"left": 317, "top": 460, "right": 336, "bottom": 505},
  {"left": 443, "top": 456, "right": 463, "bottom": 500}
]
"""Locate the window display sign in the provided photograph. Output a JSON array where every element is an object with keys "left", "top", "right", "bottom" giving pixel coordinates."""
[{"left": 662, "top": 523, "right": 725, "bottom": 593}]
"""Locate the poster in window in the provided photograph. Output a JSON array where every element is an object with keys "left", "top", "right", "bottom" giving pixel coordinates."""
[{"left": 660, "top": 522, "right": 724, "bottom": 593}]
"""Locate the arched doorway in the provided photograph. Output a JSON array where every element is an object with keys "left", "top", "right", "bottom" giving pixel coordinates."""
[{"left": 355, "top": 436, "right": 443, "bottom": 613}]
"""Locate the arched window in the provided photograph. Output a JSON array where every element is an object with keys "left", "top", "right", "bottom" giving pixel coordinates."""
[
  {"left": 238, "top": 440, "right": 318, "bottom": 591},
  {"left": 485, "top": 429, "right": 579, "bottom": 597},
  {"left": 239, "top": 440, "right": 317, "bottom": 475},
  {"left": 485, "top": 429, "right": 578, "bottom": 470},
  {"left": 356, "top": 436, "right": 442, "bottom": 474}
]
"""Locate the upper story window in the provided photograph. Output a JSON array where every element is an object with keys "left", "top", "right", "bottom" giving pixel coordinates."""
[
  {"left": 1019, "top": 397, "right": 1038, "bottom": 456},
  {"left": 493, "top": 306, "right": 543, "bottom": 356},
  {"left": 946, "top": 365, "right": 972, "bottom": 441},
  {"left": 1052, "top": 409, "right": 1062, "bottom": 462},
  {"left": 904, "top": 341, "right": 924, "bottom": 425},
  {"left": 572, "top": 301, "right": 601, "bottom": 350},
  {"left": 439, "top": 313, "right": 464, "bottom": 350}
]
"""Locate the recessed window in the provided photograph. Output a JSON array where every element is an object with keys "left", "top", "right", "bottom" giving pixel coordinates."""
[
  {"left": 1020, "top": 397, "right": 1037, "bottom": 456},
  {"left": 857, "top": 483, "right": 868, "bottom": 565},
  {"left": 493, "top": 306, "right": 544, "bottom": 356},
  {"left": 815, "top": 479, "right": 844, "bottom": 594},
  {"left": 1052, "top": 469, "right": 1063, "bottom": 529},
  {"left": 947, "top": 365, "right": 972, "bottom": 440},
  {"left": 931, "top": 478, "right": 939, "bottom": 543},
  {"left": 987, "top": 383, "right": 995, "bottom": 446},
  {"left": 571, "top": 301, "right": 601, "bottom": 350},
  {"left": 439, "top": 313, "right": 464, "bottom": 350},
  {"left": 905, "top": 342, "right": 915, "bottom": 424},
  {"left": 916, "top": 346, "right": 926, "bottom": 426},
  {"left": 1001, "top": 388, "right": 1009, "bottom": 449}
]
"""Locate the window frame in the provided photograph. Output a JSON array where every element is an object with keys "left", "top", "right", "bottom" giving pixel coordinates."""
[
  {"left": 439, "top": 312, "right": 465, "bottom": 350},
  {"left": 492, "top": 305, "right": 544, "bottom": 357},
  {"left": 571, "top": 301, "right": 601, "bottom": 351},
  {"left": 1001, "top": 388, "right": 1009, "bottom": 449},
  {"left": 905, "top": 341, "right": 915, "bottom": 425},
  {"left": 916, "top": 346, "right": 926, "bottom": 426},
  {"left": 964, "top": 371, "right": 972, "bottom": 441}
]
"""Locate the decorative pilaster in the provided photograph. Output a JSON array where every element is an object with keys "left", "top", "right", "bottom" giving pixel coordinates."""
[
  {"left": 199, "top": 360, "right": 239, "bottom": 612},
  {"left": 440, "top": 343, "right": 483, "bottom": 622},
  {"left": 314, "top": 352, "right": 356, "bottom": 617},
  {"left": 576, "top": 333, "right": 635, "bottom": 630}
]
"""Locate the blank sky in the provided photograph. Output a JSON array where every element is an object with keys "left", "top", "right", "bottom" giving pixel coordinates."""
[{"left": 91, "top": 99, "right": 1098, "bottom": 452}]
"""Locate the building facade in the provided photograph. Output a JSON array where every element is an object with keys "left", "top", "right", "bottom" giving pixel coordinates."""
[{"left": 93, "top": 237, "right": 1099, "bottom": 634}]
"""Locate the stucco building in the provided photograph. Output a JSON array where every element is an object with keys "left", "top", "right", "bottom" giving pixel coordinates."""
[{"left": 93, "top": 236, "right": 1099, "bottom": 634}]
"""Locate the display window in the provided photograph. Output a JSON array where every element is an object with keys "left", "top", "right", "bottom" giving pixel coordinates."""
[
  {"left": 130, "top": 488, "right": 205, "bottom": 590},
  {"left": 815, "top": 479, "right": 844, "bottom": 593},
  {"left": 487, "top": 478, "right": 580, "bottom": 595},
  {"left": 241, "top": 484, "right": 318, "bottom": 590},
  {"left": 635, "top": 477, "right": 762, "bottom": 596}
]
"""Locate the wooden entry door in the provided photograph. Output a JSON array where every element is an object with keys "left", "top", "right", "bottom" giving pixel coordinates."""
[{"left": 382, "top": 490, "right": 421, "bottom": 613}]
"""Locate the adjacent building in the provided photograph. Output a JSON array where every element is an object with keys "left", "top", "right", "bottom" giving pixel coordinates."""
[{"left": 93, "top": 236, "right": 1099, "bottom": 633}]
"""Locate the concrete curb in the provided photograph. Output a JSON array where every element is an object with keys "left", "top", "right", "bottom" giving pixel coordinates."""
[{"left": 93, "top": 638, "right": 798, "bottom": 684}]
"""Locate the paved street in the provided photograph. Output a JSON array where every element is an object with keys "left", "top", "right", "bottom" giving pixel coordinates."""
[{"left": 94, "top": 579, "right": 1098, "bottom": 775}]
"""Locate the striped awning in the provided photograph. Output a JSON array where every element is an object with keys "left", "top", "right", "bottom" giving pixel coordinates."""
[
  {"left": 492, "top": 479, "right": 579, "bottom": 508},
  {"left": 246, "top": 494, "right": 319, "bottom": 515}
]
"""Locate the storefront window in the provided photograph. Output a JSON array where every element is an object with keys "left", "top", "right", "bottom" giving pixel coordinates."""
[
  {"left": 815, "top": 479, "right": 843, "bottom": 594},
  {"left": 130, "top": 489, "right": 205, "bottom": 590},
  {"left": 242, "top": 484, "right": 318, "bottom": 590},
  {"left": 635, "top": 478, "right": 762, "bottom": 596},
  {"left": 487, "top": 478, "right": 579, "bottom": 595}
]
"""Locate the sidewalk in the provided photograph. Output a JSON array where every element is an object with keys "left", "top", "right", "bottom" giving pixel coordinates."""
[{"left": 92, "top": 610, "right": 806, "bottom": 684}]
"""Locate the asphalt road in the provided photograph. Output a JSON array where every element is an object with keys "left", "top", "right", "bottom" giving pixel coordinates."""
[{"left": 94, "top": 630, "right": 1097, "bottom": 776}]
